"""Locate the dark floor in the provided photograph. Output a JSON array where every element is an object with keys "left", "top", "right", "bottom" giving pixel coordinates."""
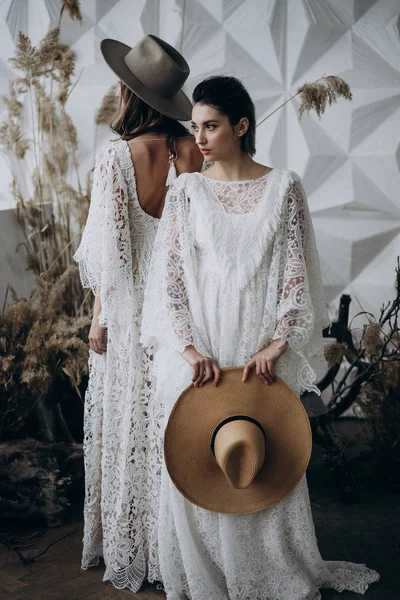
[{"left": 0, "top": 420, "right": 397, "bottom": 599}]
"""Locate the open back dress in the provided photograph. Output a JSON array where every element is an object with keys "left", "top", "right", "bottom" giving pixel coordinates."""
[{"left": 74, "top": 135, "right": 202, "bottom": 592}]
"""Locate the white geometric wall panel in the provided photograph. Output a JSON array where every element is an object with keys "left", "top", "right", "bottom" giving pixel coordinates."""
[{"left": 0, "top": 0, "right": 399, "bottom": 322}]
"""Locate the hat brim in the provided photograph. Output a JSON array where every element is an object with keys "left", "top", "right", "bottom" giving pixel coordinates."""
[
  {"left": 164, "top": 367, "right": 312, "bottom": 514},
  {"left": 100, "top": 38, "right": 193, "bottom": 121}
]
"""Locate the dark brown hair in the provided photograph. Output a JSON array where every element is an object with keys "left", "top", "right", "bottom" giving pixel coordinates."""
[
  {"left": 192, "top": 76, "right": 256, "bottom": 156},
  {"left": 111, "top": 82, "right": 192, "bottom": 158}
]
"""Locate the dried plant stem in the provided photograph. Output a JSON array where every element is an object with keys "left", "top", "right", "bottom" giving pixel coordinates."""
[
  {"left": 256, "top": 78, "right": 325, "bottom": 127},
  {"left": 28, "top": 83, "right": 43, "bottom": 204},
  {"left": 331, "top": 329, "right": 395, "bottom": 406},
  {"left": 55, "top": 402, "right": 75, "bottom": 441},
  {"left": 40, "top": 230, "right": 81, "bottom": 278},
  {"left": 61, "top": 107, "right": 82, "bottom": 194},
  {"left": 328, "top": 349, "right": 365, "bottom": 402},
  {"left": 77, "top": 288, "right": 92, "bottom": 315},
  {"left": 58, "top": 7, "right": 65, "bottom": 28},
  {"left": 66, "top": 66, "right": 83, "bottom": 102},
  {"left": 180, "top": 0, "right": 187, "bottom": 53},
  {"left": 0, "top": 530, "right": 77, "bottom": 565}
]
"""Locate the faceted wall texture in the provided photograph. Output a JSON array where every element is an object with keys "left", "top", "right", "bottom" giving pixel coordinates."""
[{"left": 0, "top": 0, "right": 399, "bottom": 319}]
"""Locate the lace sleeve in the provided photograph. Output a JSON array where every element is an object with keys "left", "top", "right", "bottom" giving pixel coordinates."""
[
  {"left": 272, "top": 171, "right": 331, "bottom": 394},
  {"left": 74, "top": 142, "right": 133, "bottom": 336},
  {"left": 163, "top": 187, "right": 196, "bottom": 352},
  {"left": 141, "top": 178, "right": 210, "bottom": 356},
  {"left": 73, "top": 145, "right": 109, "bottom": 296}
]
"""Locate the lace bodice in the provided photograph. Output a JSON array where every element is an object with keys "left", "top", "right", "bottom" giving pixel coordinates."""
[
  {"left": 201, "top": 171, "right": 273, "bottom": 214},
  {"left": 139, "top": 168, "right": 379, "bottom": 599},
  {"left": 141, "top": 168, "right": 332, "bottom": 396}
]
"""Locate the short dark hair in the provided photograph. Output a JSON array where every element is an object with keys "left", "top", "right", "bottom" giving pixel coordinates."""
[{"left": 192, "top": 76, "right": 256, "bottom": 156}]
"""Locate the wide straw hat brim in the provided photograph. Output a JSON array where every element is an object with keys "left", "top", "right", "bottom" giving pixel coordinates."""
[
  {"left": 100, "top": 39, "right": 193, "bottom": 121},
  {"left": 164, "top": 367, "right": 312, "bottom": 514}
]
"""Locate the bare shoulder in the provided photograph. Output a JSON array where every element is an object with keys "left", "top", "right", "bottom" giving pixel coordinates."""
[
  {"left": 176, "top": 135, "right": 197, "bottom": 144},
  {"left": 176, "top": 135, "right": 203, "bottom": 173},
  {"left": 176, "top": 135, "right": 202, "bottom": 154}
]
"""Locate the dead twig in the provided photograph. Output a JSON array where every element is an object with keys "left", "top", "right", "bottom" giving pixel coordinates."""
[{"left": 0, "top": 530, "right": 77, "bottom": 565}]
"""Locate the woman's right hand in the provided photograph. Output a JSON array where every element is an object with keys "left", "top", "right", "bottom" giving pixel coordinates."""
[
  {"left": 89, "top": 317, "right": 107, "bottom": 355},
  {"left": 182, "top": 345, "right": 221, "bottom": 387}
]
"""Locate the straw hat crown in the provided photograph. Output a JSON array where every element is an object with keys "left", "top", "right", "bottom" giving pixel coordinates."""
[{"left": 164, "top": 367, "right": 312, "bottom": 514}]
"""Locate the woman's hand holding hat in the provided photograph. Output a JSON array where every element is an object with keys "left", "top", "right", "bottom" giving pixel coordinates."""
[
  {"left": 164, "top": 365, "right": 312, "bottom": 513},
  {"left": 242, "top": 339, "right": 289, "bottom": 384},
  {"left": 182, "top": 345, "right": 221, "bottom": 388}
]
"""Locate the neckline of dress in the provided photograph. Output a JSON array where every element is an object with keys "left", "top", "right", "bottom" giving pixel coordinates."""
[
  {"left": 199, "top": 169, "right": 275, "bottom": 184},
  {"left": 121, "top": 140, "right": 161, "bottom": 222},
  {"left": 199, "top": 168, "right": 278, "bottom": 218}
]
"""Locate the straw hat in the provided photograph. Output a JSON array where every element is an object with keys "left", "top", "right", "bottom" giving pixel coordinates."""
[
  {"left": 164, "top": 366, "right": 312, "bottom": 514},
  {"left": 100, "top": 34, "right": 192, "bottom": 121}
]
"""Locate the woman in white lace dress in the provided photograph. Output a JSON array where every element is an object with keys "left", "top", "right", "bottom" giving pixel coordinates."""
[
  {"left": 74, "top": 36, "right": 203, "bottom": 592},
  {"left": 140, "top": 76, "right": 380, "bottom": 599}
]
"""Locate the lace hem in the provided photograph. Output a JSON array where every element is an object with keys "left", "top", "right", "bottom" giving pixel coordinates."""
[{"left": 316, "top": 560, "right": 380, "bottom": 595}]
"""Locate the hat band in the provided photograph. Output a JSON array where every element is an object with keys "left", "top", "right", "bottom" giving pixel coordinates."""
[{"left": 210, "top": 415, "right": 266, "bottom": 457}]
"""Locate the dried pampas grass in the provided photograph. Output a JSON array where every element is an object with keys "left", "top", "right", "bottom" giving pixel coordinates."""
[
  {"left": 0, "top": 274, "right": 91, "bottom": 440},
  {"left": 257, "top": 75, "right": 352, "bottom": 128},
  {"left": 0, "top": 11, "right": 90, "bottom": 285},
  {"left": 361, "top": 323, "right": 384, "bottom": 357},
  {"left": 324, "top": 342, "right": 348, "bottom": 368},
  {"left": 61, "top": 0, "right": 82, "bottom": 23},
  {"left": 297, "top": 76, "right": 352, "bottom": 120},
  {"left": 0, "top": 11, "right": 94, "bottom": 441},
  {"left": 96, "top": 84, "right": 119, "bottom": 126}
]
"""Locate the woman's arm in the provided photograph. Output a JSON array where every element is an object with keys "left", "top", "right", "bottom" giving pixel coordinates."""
[
  {"left": 242, "top": 338, "right": 288, "bottom": 384},
  {"left": 163, "top": 187, "right": 220, "bottom": 386},
  {"left": 75, "top": 142, "right": 135, "bottom": 352},
  {"left": 141, "top": 181, "right": 220, "bottom": 386},
  {"left": 243, "top": 171, "right": 329, "bottom": 390},
  {"left": 250, "top": 171, "right": 329, "bottom": 395},
  {"left": 89, "top": 295, "right": 107, "bottom": 355},
  {"left": 271, "top": 175, "right": 313, "bottom": 350}
]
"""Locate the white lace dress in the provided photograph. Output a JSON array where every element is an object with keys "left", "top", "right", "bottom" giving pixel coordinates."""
[
  {"left": 140, "top": 169, "right": 380, "bottom": 599},
  {"left": 74, "top": 139, "right": 163, "bottom": 591}
]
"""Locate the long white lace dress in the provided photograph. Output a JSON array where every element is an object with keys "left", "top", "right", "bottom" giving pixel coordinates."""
[
  {"left": 140, "top": 169, "right": 380, "bottom": 600},
  {"left": 74, "top": 139, "right": 163, "bottom": 591}
]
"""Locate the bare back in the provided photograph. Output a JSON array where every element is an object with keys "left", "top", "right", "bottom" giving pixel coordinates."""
[{"left": 127, "top": 135, "right": 203, "bottom": 219}]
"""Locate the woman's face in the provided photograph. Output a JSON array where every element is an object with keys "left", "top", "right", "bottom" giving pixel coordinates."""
[{"left": 191, "top": 103, "right": 248, "bottom": 162}]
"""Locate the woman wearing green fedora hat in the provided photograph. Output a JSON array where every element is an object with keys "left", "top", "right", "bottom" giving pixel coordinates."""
[
  {"left": 74, "top": 34, "right": 204, "bottom": 592},
  {"left": 140, "top": 76, "right": 380, "bottom": 598}
]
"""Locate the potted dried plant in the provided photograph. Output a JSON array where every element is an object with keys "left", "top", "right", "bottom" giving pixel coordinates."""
[
  {"left": 0, "top": 1, "right": 94, "bottom": 524},
  {"left": 324, "top": 259, "right": 400, "bottom": 488},
  {"left": 0, "top": 1, "right": 92, "bottom": 443}
]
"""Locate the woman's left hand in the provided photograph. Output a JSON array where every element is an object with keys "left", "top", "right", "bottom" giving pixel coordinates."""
[{"left": 242, "top": 339, "right": 289, "bottom": 384}]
